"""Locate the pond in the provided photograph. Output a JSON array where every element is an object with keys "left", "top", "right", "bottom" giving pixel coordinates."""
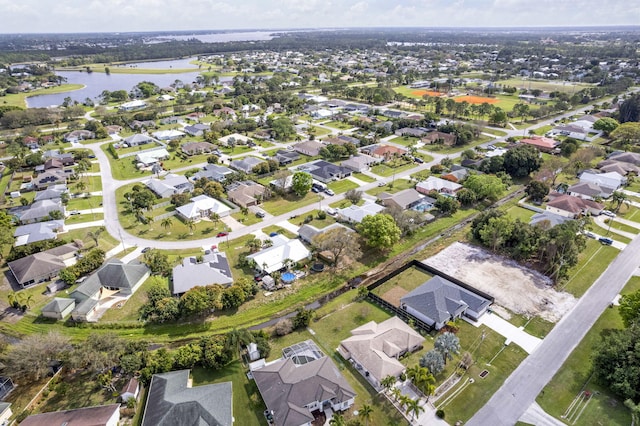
[
  {"left": 25, "top": 69, "right": 233, "bottom": 108},
  {"left": 112, "top": 57, "right": 200, "bottom": 70}
]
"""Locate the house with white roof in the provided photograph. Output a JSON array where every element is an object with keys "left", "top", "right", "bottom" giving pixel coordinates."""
[
  {"left": 416, "top": 176, "right": 462, "bottom": 195},
  {"left": 119, "top": 100, "right": 147, "bottom": 111},
  {"left": 218, "top": 133, "right": 252, "bottom": 146},
  {"left": 144, "top": 174, "right": 193, "bottom": 198},
  {"left": 247, "top": 235, "right": 311, "bottom": 273},
  {"left": 336, "top": 201, "right": 385, "bottom": 224},
  {"left": 176, "top": 195, "right": 231, "bottom": 221},
  {"left": 14, "top": 220, "right": 65, "bottom": 246},
  {"left": 579, "top": 170, "right": 626, "bottom": 191},
  {"left": 152, "top": 129, "right": 185, "bottom": 141},
  {"left": 135, "top": 148, "right": 170, "bottom": 167}
]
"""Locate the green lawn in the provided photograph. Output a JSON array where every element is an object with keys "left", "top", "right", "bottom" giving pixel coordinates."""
[
  {"left": 327, "top": 179, "right": 359, "bottom": 194},
  {"left": 302, "top": 209, "right": 337, "bottom": 229},
  {"left": 496, "top": 78, "right": 594, "bottom": 94},
  {"left": 66, "top": 195, "right": 103, "bottom": 211},
  {"left": 2, "top": 84, "right": 85, "bottom": 108},
  {"left": 606, "top": 219, "right": 640, "bottom": 235},
  {"left": 352, "top": 172, "right": 376, "bottom": 183},
  {"left": 231, "top": 211, "right": 262, "bottom": 226},
  {"left": 371, "top": 266, "right": 432, "bottom": 297},
  {"left": 261, "top": 225, "right": 297, "bottom": 240},
  {"left": 531, "top": 124, "right": 553, "bottom": 136},
  {"left": 536, "top": 278, "right": 640, "bottom": 425},
  {"left": 506, "top": 205, "right": 535, "bottom": 222},
  {"left": 261, "top": 192, "right": 321, "bottom": 216},
  {"left": 310, "top": 125, "right": 332, "bottom": 136},
  {"left": 365, "top": 179, "right": 415, "bottom": 196},
  {"left": 64, "top": 213, "right": 104, "bottom": 225},
  {"left": 100, "top": 276, "right": 161, "bottom": 322},
  {"left": 102, "top": 144, "right": 151, "bottom": 180},
  {"left": 322, "top": 120, "right": 352, "bottom": 130},
  {"left": 389, "top": 136, "right": 420, "bottom": 147},
  {"left": 370, "top": 161, "right": 418, "bottom": 177}
]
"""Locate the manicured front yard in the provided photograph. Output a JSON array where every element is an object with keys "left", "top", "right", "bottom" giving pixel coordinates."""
[
  {"left": 327, "top": 179, "right": 358, "bottom": 194},
  {"left": 560, "top": 240, "right": 619, "bottom": 297},
  {"left": 536, "top": 278, "right": 640, "bottom": 425},
  {"left": 261, "top": 191, "right": 321, "bottom": 216},
  {"left": 371, "top": 161, "right": 418, "bottom": 177},
  {"left": 64, "top": 213, "right": 104, "bottom": 225},
  {"left": 365, "top": 178, "right": 415, "bottom": 196}
]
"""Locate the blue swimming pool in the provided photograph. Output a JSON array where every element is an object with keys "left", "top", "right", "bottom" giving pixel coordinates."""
[{"left": 281, "top": 272, "right": 296, "bottom": 283}]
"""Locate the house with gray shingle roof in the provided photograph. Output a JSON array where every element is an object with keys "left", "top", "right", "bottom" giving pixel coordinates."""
[
  {"left": 14, "top": 220, "right": 65, "bottom": 246},
  {"left": 400, "top": 275, "right": 492, "bottom": 330},
  {"left": 144, "top": 174, "right": 193, "bottom": 198},
  {"left": 33, "top": 184, "right": 68, "bottom": 202},
  {"left": 172, "top": 252, "right": 233, "bottom": 295},
  {"left": 191, "top": 164, "right": 234, "bottom": 183},
  {"left": 70, "top": 259, "right": 150, "bottom": 322},
  {"left": 8, "top": 242, "right": 81, "bottom": 288},
  {"left": 142, "top": 370, "right": 232, "bottom": 426},
  {"left": 20, "top": 404, "right": 120, "bottom": 426},
  {"left": 17, "top": 199, "right": 65, "bottom": 224},
  {"left": 338, "top": 316, "right": 424, "bottom": 389},
  {"left": 229, "top": 156, "right": 266, "bottom": 173},
  {"left": 252, "top": 341, "right": 355, "bottom": 426},
  {"left": 41, "top": 297, "right": 76, "bottom": 320}
]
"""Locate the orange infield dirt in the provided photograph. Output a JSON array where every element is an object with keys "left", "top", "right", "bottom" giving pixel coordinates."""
[
  {"left": 411, "top": 90, "right": 443, "bottom": 97},
  {"left": 454, "top": 95, "right": 499, "bottom": 104}
]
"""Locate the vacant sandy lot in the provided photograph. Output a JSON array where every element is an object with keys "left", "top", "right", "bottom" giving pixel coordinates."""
[{"left": 423, "top": 242, "right": 576, "bottom": 322}]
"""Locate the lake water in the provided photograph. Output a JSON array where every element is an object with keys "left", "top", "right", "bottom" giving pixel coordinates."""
[
  {"left": 112, "top": 57, "right": 200, "bottom": 70},
  {"left": 155, "top": 31, "right": 277, "bottom": 43}
]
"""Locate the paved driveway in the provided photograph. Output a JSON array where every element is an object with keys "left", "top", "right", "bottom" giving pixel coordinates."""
[{"left": 468, "top": 313, "right": 542, "bottom": 354}]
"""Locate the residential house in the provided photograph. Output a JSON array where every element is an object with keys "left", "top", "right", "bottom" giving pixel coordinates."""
[
  {"left": 252, "top": 340, "right": 356, "bottom": 426},
  {"left": 568, "top": 182, "right": 613, "bottom": 200},
  {"left": 337, "top": 316, "right": 424, "bottom": 389},
  {"left": 598, "top": 160, "right": 640, "bottom": 176},
  {"left": 184, "top": 123, "right": 211, "bottom": 137},
  {"left": 382, "top": 109, "right": 405, "bottom": 119},
  {"left": 17, "top": 199, "right": 65, "bottom": 224},
  {"left": 230, "top": 156, "right": 266, "bottom": 173},
  {"left": 0, "top": 402, "right": 11, "bottom": 426},
  {"left": 400, "top": 275, "right": 492, "bottom": 330},
  {"left": 191, "top": 164, "right": 234, "bottom": 183},
  {"left": 530, "top": 211, "right": 571, "bottom": 228},
  {"left": 422, "top": 131, "right": 457, "bottom": 146},
  {"left": 144, "top": 174, "right": 193, "bottom": 198},
  {"left": 377, "top": 188, "right": 434, "bottom": 211},
  {"left": 152, "top": 130, "right": 185, "bottom": 141},
  {"left": 181, "top": 141, "right": 216, "bottom": 156},
  {"left": 299, "top": 160, "right": 352, "bottom": 183},
  {"left": 551, "top": 124, "right": 589, "bottom": 140},
  {"left": 14, "top": 220, "right": 65, "bottom": 246},
  {"left": 219, "top": 133, "right": 252, "bottom": 146},
  {"left": 176, "top": 195, "right": 231, "bottom": 222},
  {"left": 247, "top": 235, "right": 311, "bottom": 273},
  {"left": 8, "top": 241, "right": 81, "bottom": 287},
  {"left": 104, "top": 125, "right": 122, "bottom": 135},
  {"left": 340, "top": 154, "right": 380, "bottom": 172},
  {"left": 416, "top": 176, "right": 462, "bottom": 195},
  {"left": 336, "top": 202, "right": 385, "bottom": 224},
  {"left": 20, "top": 404, "right": 120, "bottom": 426},
  {"left": 273, "top": 150, "right": 300, "bottom": 165},
  {"left": 160, "top": 116, "right": 184, "bottom": 125},
  {"left": 395, "top": 127, "right": 429, "bottom": 137},
  {"left": 135, "top": 148, "right": 170, "bottom": 167},
  {"left": 579, "top": 170, "right": 625, "bottom": 191},
  {"left": 213, "top": 107, "right": 237, "bottom": 118},
  {"left": 519, "top": 136, "right": 559, "bottom": 153},
  {"left": 119, "top": 100, "right": 147, "bottom": 111},
  {"left": 172, "top": 252, "right": 233, "bottom": 295},
  {"left": 34, "top": 170, "right": 68, "bottom": 190},
  {"left": 33, "top": 184, "right": 67, "bottom": 201},
  {"left": 364, "top": 144, "right": 407, "bottom": 160},
  {"left": 185, "top": 112, "right": 206, "bottom": 121},
  {"left": 123, "top": 134, "right": 156, "bottom": 147},
  {"left": 22, "top": 136, "right": 40, "bottom": 150},
  {"left": 545, "top": 194, "right": 604, "bottom": 218},
  {"left": 41, "top": 297, "right": 75, "bottom": 320},
  {"left": 63, "top": 130, "right": 94, "bottom": 143},
  {"left": 294, "top": 140, "right": 324, "bottom": 157},
  {"left": 227, "top": 181, "right": 267, "bottom": 207},
  {"left": 142, "top": 370, "right": 232, "bottom": 426},
  {"left": 120, "top": 378, "right": 140, "bottom": 403},
  {"left": 311, "top": 108, "right": 335, "bottom": 119},
  {"left": 129, "top": 120, "right": 156, "bottom": 130},
  {"left": 298, "top": 223, "right": 352, "bottom": 245},
  {"left": 70, "top": 259, "right": 150, "bottom": 322},
  {"left": 607, "top": 152, "right": 640, "bottom": 166}
]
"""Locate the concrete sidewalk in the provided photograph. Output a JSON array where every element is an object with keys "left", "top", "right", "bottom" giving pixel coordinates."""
[
  {"left": 469, "top": 312, "right": 542, "bottom": 354},
  {"left": 519, "top": 402, "right": 565, "bottom": 426}
]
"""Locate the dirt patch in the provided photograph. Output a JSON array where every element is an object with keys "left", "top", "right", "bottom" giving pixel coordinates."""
[
  {"left": 381, "top": 286, "right": 408, "bottom": 306},
  {"left": 454, "top": 95, "right": 499, "bottom": 104},
  {"left": 423, "top": 242, "right": 576, "bottom": 322},
  {"left": 411, "top": 90, "right": 444, "bottom": 97}
]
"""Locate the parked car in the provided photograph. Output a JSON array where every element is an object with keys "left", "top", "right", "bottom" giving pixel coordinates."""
[
  {"left": 269, "top": 232, "right": 278, "bottom": 237},
  {"left": 598, "top": 237, "right": 614, "bottom": 246},
  {"left": 601, "top": 210, "right": 616, "bottom": 218},
  {"left": 141, "top": 247, "right": 151, "bottom": 253},
  {"left": 414, "top": 157, "right": 424, "bottom": 164},
  {"left": 69, "top": 210, "right": 80, "bottom": 215},
  {"left": 326, "top": 207, "right": 337, "bottom": 216},
  {"left": 378, "top": 181, "right": 386, "bottom": 187},
  {"left": 325, "top": 188, "right": 335, "bottom": 196},
  {"left": 216, "top": 232, "right": 228, "bottom": 237},
  {"left": 311, "top": 186, "right": 321, "bottom": 193},
  {"left": 256, "top": 210, "right": 266, "bottom": 218},
  {"left": 583, "top": 231, "right": 596, "bottom": 239}
]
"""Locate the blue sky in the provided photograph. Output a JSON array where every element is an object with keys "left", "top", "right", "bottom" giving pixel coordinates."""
[{"left": 0, "top": 0, "right": 637, "bottom": 33}]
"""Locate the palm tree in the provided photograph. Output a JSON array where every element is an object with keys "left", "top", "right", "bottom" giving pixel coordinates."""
[
  {"left": 405, "top": 398, "right": 425, "bottom": 421},
  {"left": 398, "top": 394, "right": 412, "bottom": 410},
  {"left": 226, "top": 328, "right": 253, "bottom": 363},
  {"left": 161, "top": 217, "right": 173, "bottom": 234},
  {"left": 434, "top": 332, "right": 461, "bottom": 365},
  {"left": 240, "top": 206, "right": 249, "bottom": 217},
  {"left": 328, "top": 413, "right": 346, "bottom": 426},
  {"left": 75, "top": 180, "right": 86, "bottom": 194},
  {"left": 209, "top": 212, "right": 220, "bottom": 226},
  {"left": 391, "top": 387, "right": 402, "bottom": 402},
  {"left": 7, "top": 293, "right": 15, "bottom": 308},
  {"left": 380, "top": 375, "right": 396, "bottom": 394},
  {"left": 612, "top": 191, "right": 628, "bottom": 210},
  {"left": 262, "top": 239, "right": 273, "bottom": 248},
  {"left": 247, "top": 238, "right": 262, "bottom": 253},
  {"left": 358, "top": 404, "right": 373, "bottom": 426},
  {"left": 86, "top": 227, "right": 103, "bottom": 247},
  {"left": 186, "top": 219, "right": 196, "bottom": 235}
]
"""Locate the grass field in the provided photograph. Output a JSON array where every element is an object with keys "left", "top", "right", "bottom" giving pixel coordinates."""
[
  {"left": 2, "top": 84, "right": 85, "bottom": 108},
  {"left": 536, "top": 277, "right": 640, "bottom": 425},
  {"left": 560, "top": 239, "right": 619, "bottom": 297},
  {"left": 496, "top": 78, "right": 594, "bottom": 94},
  {"left": 371, "top": 266, "right": 432, "bottom": 298},
  {"left": 261, "top": 191, "right": 321, "bottom": 216},
  {"left": 327, "top": 179, "right": 359, "bottom": 194}
]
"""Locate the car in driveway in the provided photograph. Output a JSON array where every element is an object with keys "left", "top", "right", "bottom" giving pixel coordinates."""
[
  {"left": 216, "top": 232, "right": 228, "bottom": 237},
  {"left": 601, "top": 210, "right": 616, "bottom": 218},
  {"left": 255, "top": 210, "right": 266, "bottom": 218},
  {"left": 141, "top": 247, "right": 151, "bottom": 253},
  {"left": 583, "top": 231, "right": 596, "bottom": 239},
  {"left": 414, "top": 157, "right": 424, "bottom": 164},
  {"left": 598, "top": 237, "right": 614, "bottom": 246},
  {"left": 69, "top": 210, "right": 80, "bottom": 215},
  {"left": 324, "top": 188, "right": 335, "bottom": 196}
]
